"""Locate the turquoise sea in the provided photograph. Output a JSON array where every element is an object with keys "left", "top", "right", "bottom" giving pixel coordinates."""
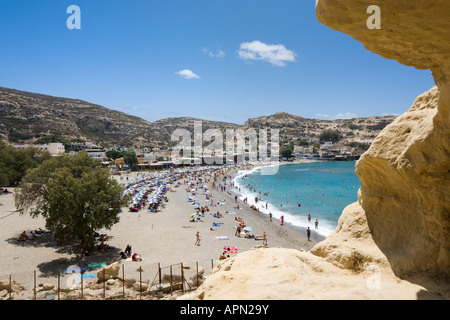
[{"left": 234, "top": 161, "right": 361, "bottom": 237}]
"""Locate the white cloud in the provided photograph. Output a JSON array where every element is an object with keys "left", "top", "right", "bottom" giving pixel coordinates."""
[
  {"left": 315, "top": 113, "right": 359, "bottom": 119},
  {"left": 176, "top": 69, "right": 200, "bottom": 79},
  {"left": 203, "top": 48, "right": 226, "bottom": 58},
  {"left": 238, "top": 40, "right": 296, "bottom": 66}
]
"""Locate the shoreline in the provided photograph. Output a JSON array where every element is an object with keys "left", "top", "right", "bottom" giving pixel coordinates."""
[
  {"left": 212, "top": 164, "right": 325, "bottom": 245},
  {"left": 230, "top": 161, "right": 329, "bottom": 242},
  {"left": 0, "top": 164, "right": 319, "bottom": 294}
]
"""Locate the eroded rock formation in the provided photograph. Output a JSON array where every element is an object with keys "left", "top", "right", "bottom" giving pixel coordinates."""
[{"left": 316, "top": 0, "right": 450, "bottom": 276}]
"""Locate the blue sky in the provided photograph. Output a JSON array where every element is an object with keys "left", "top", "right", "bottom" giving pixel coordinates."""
[{"left": 0, "top": 0, "right": 435, "bottom": 124}]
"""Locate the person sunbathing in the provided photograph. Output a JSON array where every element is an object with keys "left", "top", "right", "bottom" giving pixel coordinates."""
[
  {"left": 132, "top": 253, "right": 142, "bottom": 261},
  {"left": 18, "top": 231, "right": 27, "bottom": 241},
  {"left": 27, "top": 231, "right": 36, "bottom": 240}
]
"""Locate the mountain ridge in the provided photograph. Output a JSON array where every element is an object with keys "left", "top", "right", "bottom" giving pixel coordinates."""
[{"left": 0, "top": 86, "right": 396, "bottom": 150}]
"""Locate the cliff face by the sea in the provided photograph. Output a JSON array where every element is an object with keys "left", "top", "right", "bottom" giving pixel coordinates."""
[
  {"left": 180, "top": 0, "right": 450, "bottom": 300},
  {"left": 314, "top": 0, "right": 450, "bottom": 277}
]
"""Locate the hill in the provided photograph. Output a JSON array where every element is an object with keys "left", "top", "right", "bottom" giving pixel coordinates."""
[{"left": 0, "top": 87, "right": 395, "bottom": 151}]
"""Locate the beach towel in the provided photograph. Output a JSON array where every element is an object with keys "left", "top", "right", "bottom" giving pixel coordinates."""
[
  {"left": 216, "top": 236, "right": 230, "bottom": 240},
  {"left": 223, "top": 246, "right": 238, "bottom": 250},
  {"left": 65, "top": 266, "right": 86, "bottom": 274},
  {"left": 77, "top": 273, "right": 97, "bottom": 279},
  {"left": 88, "top": 263, "right": 107, "bottom": 269},
  {"left": 227, "top": 211, "right": 236, "bottom": 214}
]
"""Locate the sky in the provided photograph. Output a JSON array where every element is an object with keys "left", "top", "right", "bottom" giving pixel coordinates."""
[{"left": 0, "top": 0, "right": 435, "bottom": 124}]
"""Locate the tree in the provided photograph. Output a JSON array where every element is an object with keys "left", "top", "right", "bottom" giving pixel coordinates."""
[
  {"left": 319, "top": 130, "right": 343, "bottom": 143},
  {"left": 106, "top": 150, "right": 123, "bottom": 160},
  {"left": 0, "top": 141, "right": 51, "bottom": 187},
  {"left": 281, "top": 147, "right": 292, "bottom": 158},
  {"left": 122, "top": 151, "right": 138, "bottom": 167},
  {"left": 14, "top": 152, "right": 127, "bottom": 251}
]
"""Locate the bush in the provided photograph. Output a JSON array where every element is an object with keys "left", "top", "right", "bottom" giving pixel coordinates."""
[{"left": 319, "top": 130, "right": 343, "bottom": 143}]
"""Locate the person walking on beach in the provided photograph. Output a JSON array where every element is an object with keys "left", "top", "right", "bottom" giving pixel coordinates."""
[
  {"left": 307, "top": 227, "right": 311, "bottom": 241},
  {"left": 195, "top": 232, "right": 201, "bottom": 246},
  {"left": 269, "top": 212, "right": 272, "bottom": 222},
  {"left": 308, "top": 214, "right": 311, "bottom": 222},
  {"left": 315, "top": 219, "right": 319, "bottom": 229},
  {"left": 263, "top": 232, "right": 267, "bottom": 246},
  {"left": 235, "top": 225, "right": 241, "bottom": 237},
  {"left": 280, "top": 215, "right": 284, "bottom": 226}
]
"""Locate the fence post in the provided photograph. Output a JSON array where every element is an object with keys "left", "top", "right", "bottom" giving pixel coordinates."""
[
  {"left": 139, "top": 266, "right": 142, "bottom": 300},
  {"left": 122, "top": 265, "right": 125, "bottom": 296},
  {"left": 170, "top": 265, "right": 173, "bottom": 295},
  {"left": 81, "top": 270, "right": 83, "bottom": 299},
  {"left": 33, "top": 270, "right": 36, "bottom": 300},
  {"left": 57, "top": 271, "right": 60, "bottom": 300},
  {"left": 158, "top": 263, "right": 162, "bottom": 286},
  {"left": 103, "top": 269, "right": 106, "bottom": 299},
  {"left": 9, "top": 275, "right": 11, "bottom": 300},
  {"left": 181, "top": 263, "right": 184, "bottom": 293},
  {"left": 196, "top": 262, "right": 199, "bottom": 289}
]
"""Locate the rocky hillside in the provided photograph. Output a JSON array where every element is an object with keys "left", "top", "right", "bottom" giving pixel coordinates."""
[
  {"left": 244, "top": 111, "right": 395, "bottom": 149},
  {"left": 0, "top": 87, "right": 155, "bottom": 147},
  {"left": 0, "top": 87, "right": 394, "bottom": 151}
]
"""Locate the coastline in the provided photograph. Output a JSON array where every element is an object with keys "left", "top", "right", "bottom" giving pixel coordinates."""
[
  {"left": 0, "top": 164, "right": 319, "bottom": 295},
  {"left": 230, "top": 160, "right": 328, "bottom": 242}
]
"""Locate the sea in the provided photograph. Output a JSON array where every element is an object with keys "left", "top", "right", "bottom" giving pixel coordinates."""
[{"left": 233, "top": 161, "right": 361, "bottom": 238}]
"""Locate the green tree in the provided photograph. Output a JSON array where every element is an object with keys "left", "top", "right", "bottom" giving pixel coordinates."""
[
  {"left": 122, "top": 151, "right": 138, "bottom": 167},
  {"left": 106, "top": 150, "right": 123, "bottom": 160},
  {"left": 281, "top": 147, "right": 292, "bottom": 158},
  {"left": 0, "top": 141, "right": 51, "bottom": 187},
  {"left": 14, "top": 152, "right": 127, "bottom": 251},
  {"left": 319, "top": 130, "right": 343, "bottom": 143}
]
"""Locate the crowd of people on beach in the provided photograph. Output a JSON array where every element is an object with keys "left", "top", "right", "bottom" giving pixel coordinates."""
[{"left": 17, "top": 228, "right": 50, "bottom": 241}]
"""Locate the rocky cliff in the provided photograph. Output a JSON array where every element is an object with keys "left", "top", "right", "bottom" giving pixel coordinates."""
[
  {"left": 181, "top": 0, "right": 450, "bottom": 300},
  {"left": 314, "top": 0, "right": 450, "bottom": 277}
]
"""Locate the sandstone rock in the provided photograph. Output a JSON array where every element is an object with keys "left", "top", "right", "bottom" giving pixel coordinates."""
[
  {"left": 106, "top": 279, "right": 116, "bottom": 286},
  {"left": 185, "top": 247, "right": 438, "bottom": 300},
  {"left": 133, "top": 282, "right": 149, "bottom": 292},
  {"left": 96, "top": 262, "right": 120, "bottom": 281},
  {"left": 311, "top": 202, "right": 391, "bottom": 271},
  {"left": 39, "top": 283, "right": 55, "bottom": 291},
  {"left": 0, "top": 279, "right": 22, "bottom": 293},
  {"left": 316, "top": 0, "right": 450, "bottom": 277},
  {"left": 356, "top": 87, "right": 450, "bottom": 275}
]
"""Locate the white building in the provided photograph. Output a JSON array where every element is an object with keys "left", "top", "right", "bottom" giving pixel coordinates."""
[
  {"left": 320, "top": 141, "right": 334, "bottom": 150},
  {"left": 13, "top": 142, "right": 65, "bottom": 155},
  {"left": 85, "top": 149, "right": 106, "bottom": 159}
]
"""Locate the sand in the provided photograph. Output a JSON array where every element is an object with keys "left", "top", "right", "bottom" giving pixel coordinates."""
[{"left": 0, "top": 164, "right": 322, "bottom": 291}]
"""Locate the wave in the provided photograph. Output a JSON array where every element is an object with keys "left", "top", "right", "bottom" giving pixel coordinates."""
[{"left": 233, "top": 165, "right": 337, "bottom": 237}]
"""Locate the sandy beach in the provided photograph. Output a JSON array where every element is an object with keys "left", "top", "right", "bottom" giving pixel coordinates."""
[{"left": 0, "top": 164, "right": 322, "bottom": 293}]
